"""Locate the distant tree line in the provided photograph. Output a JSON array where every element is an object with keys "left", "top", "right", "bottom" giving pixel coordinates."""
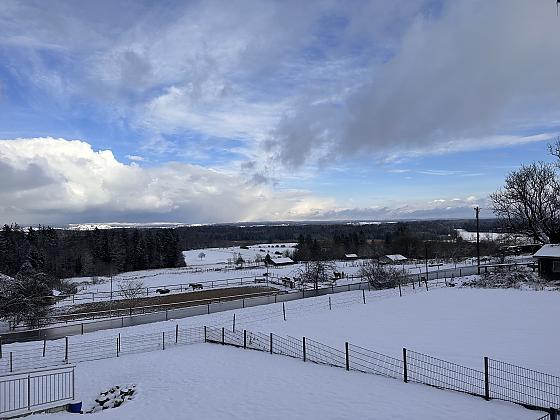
[{"left": 0, "top": 224, "right": 185, "bottom": 279}]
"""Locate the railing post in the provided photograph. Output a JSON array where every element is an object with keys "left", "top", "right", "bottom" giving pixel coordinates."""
[
  {"left": 244, "top": 330, "right": 247, "bottom": 349},
  {"left": 484, "top": 356, "right": 490, "bottom": 400},
  {"left": 345, "top": 342, "right": 350, "bottom": 371},
  {"left": 403, "top": 348, "right": 408, "bottom": 383},
  {"left": 270, "top": 333, "right": 273, "bottom": 354},
  {"left": 27, "top": 373, "right": 31, "bottom": 410},
  {"left": 303, "top": 337, "right": 306, "bottom": 362}
]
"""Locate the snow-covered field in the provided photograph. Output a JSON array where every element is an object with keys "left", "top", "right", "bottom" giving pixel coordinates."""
[
  {"left": 6, "top": 283, "right": 558, "bottom": 419},
  {"left": 182, "top": 242, "right": 298, "bottom": 267},
  {"left": 42, "top": 343, "right": 537, "bottom": 420}
]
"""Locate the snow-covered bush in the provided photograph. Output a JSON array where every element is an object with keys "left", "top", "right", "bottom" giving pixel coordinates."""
[{"left": 463, "top": 266, "right": 540, "bottom": 289}]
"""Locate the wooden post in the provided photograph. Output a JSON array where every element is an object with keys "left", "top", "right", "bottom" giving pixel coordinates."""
[
  {"left": 270, "top": 333, "right": 273, "bottom": 354},
  {"left": 244, "top": 330, "right": 247, "bottom": 349},
  {"left": 345, "top": 342, "right": 350, "bottom": 371},
  {"left": 329, "top": 296, "right": 332, "bottom": 310},
  {"left": 175, "top": 324, "right": 179, "bottom": 343},
  {"left": 398, "top": 279, "right": 402, "bottom": 297},
  {"left": 81, "top": 323, "right": 84, "bottom": 335},
  {"left": 403, "top": 348, "right": 408, "bottom": 383},
  {"left": 118, "top": 333, "right": 121, "bottom": 353},
  {"left": 362, "top": 289, "right": 366, "bottom": 304},
  {"left": 116, "top": 336, "right": 119, "bottom": 357},
  {"left": 9, "top": 351, "right": 12, "bottom": 372},
  {"left": 204, "top": 326, "right": 207, "bottom": 342},
  {"left": 207, "top": 303, "right": 210, "bottom": 314},
  {"left": 484, "top": 356, "right": 490, "bottom": 400},
  {"left": 242, "top": 298, "right": 245, "bottom": 308},
  {"left": 43, "top": 339, "right": 46, "bottom": 357},
  {"left": 221, "top": 327, "right": 225, "bottom": 345},
  {"left": 303, "top": 337, "right": 306, "bottom": 362},
  {"left": 65, "top": 337, "right": 69, "bottom": 363},
  {"left": 162, "top": 332, "right": 165, "bottom": 350},
  {"left": 233, "top": 314, "right": 236, "bottom": 332},
  {"left": 282, "top": 302, "right": 286, "bottom": 321},
  {"left": 165, "top": 310, "right": 168, "bottom": 321}
]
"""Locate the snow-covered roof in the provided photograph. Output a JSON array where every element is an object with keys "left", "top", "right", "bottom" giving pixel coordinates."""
[
  {"left": 383, "top": 254, "right": 407, "bottom": 262},
  {"left": 271, "top": 257, "right": 294, "bottom": 265},
  {"left": 345, "top": 254, "right": 358, "bottom": 258},
  {"left": 533, "top": 244, "right": 560, "bottom": 258}
]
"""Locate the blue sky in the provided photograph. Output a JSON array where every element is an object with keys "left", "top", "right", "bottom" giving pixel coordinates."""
[{"left": 0, "top": 0, "right": 559, "bottom": 225}]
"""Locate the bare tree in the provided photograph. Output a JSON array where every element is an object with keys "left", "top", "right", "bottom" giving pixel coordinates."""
[
  {"left": 297, "top": 260, "right": 336, "bottom": 290},
  {"left": 490, "top": 160, "right": 560, "bottom": 244},
  {"left": 358, "top": 261, "right": 404, "bottom": 290},
  {"left": 198, "top": 252, "right": 206, "bottom": 261},
  {"left": 118, "top": 279, "right": 145, "bottom": 302}
]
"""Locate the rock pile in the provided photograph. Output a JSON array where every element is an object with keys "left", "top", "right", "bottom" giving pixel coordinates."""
[{"left": 84, "top": 384, "right": 136, "bottom": 413}]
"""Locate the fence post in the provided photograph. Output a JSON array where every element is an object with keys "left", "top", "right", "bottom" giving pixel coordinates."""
[
  {"left": 0, "top": 336, "right": 2, "bottom": 358},
  {"left": 484, "top": 356, "right": 490, "bottom": 400},
  {"left": 403, "top": 348, "right": 408, "bottom": 383},
  {"left": 329, "top": 296, "right": 332, "bottom": 310},
  {"left": 398, "top": 279, "right": 402, "bottom": 297},
  {"left": 207, "top": 303, "right": 210, "bottom": 314},
  {"left": 270, "top": 333, "right": 273, "bottom": 354},
  {"left": 345, "top": 342, "right": 350, "bottom": 371},
  {"left": 43, "top": 339, "right": 46, "bottom": 357},
  {"left": 283, "top": 302, "right": 286, "bottom": 321},
  {"left": 550, "top": 408, "right": 558, "bottom": 420},
  {"left": 204, "top": 326, "right": 207, "bottom": 342},
  {"left": 242, "top": 298, "right": 245, "bottom": 308},
  {"left": 165, "top": 310, "right": 168, "bottom": 321},
  {"left": 81, "top": 323, "right": 84, "bottom": 335},
  {"left": 233, "top": 314, "right": 236, "bottom": 332},
  {"left": 162, "top": 332, "right": 165, "bottom": 350},
  {"left": 362, "top": 289, "right": 366, "bottom": 304},
  {"left": 303, "top": 337, "right": 306, "bottom": 362},
  {"left": 116, "top": 336, "right": 119, "bottom": 357},
  {"left": 175, "top": 324, "right": 179, "bottom": 343},
  {"left": 424, "top": 278, "right": 429, "bottom": 291},
  {"left": 9, "top": 351, "right": 12, "bottom": 372},
  {"left": 221, "top": 327, "right": 225, "bottom": 345},
  {"left": 65, "top": 337, "right": 69, "bottom": 363},
  {"left": 244, "top": 330, "right": 247, "bottom": 349}
]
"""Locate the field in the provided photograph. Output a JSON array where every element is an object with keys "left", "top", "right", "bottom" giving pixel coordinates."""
[{"left": 24, "top": 284, "right": 558, "bottom": 420}]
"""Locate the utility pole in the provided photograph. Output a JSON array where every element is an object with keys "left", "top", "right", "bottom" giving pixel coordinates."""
[
  {"left": 424, "top": 242, "right": 429, "bottom": 282},
  {"left": 475, "top": 206, "right": 480, "bottom": 275}
]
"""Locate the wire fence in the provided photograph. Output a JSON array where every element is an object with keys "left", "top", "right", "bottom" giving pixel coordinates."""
[
  {"left": 1, "top": 321, "right": 558, "bottom": 419},
  {"left": 206, "top": 326, "right": 559, "bottom": 417}
]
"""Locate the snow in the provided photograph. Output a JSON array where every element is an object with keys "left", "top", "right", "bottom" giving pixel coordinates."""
[
  {"left": 455, "top": 229, "right": 506, "bottom": 242},
  {"left": 383, "top": 254, "right": 407, "bottom": 262},
  {"left": 183, "top": 243, "right": 297, "bottom": 267},
  {"left": 41, "top": 343, "right": 537, "bottom": 420},
  {"left": 533, "top": 244, "right": 560, "bottom": 258}
]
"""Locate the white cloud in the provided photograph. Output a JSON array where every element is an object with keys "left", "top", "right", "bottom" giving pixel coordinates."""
[{"left": 0, "top": 138, "right": 332, "bottom": 224}]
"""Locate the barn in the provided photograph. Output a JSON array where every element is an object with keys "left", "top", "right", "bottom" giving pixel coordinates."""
[
  {"left": 379, "top": 254, "right": 407, "bottom": 264},
  {"left": 533, "top": 244, "right": 560, "bottom": 281},
  {"left": 270, "top": 257, "right": 295, "bottom": 267}
]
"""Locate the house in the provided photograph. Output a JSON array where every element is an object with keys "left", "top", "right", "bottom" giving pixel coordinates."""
[
  {"left": 379, "top": 254, "right": 407, "bottom": 264},
  {"left": 270, "top": 257, "right": 295, "bottom": 266},
  {"left": 344, "top": 253, "right": 358, "bottom": 260},
  {"left": 533, "top": 244, "right": 560, "bottom": 281}
]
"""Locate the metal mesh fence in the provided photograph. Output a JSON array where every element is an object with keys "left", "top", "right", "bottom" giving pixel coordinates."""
[
  {"left": 488, "top": 358, "right": 560, "bottom": 410},
  {"left": 406, "top": 350, "right": 485, "bottom": 396},
  {"left": 305, "top": 338, "right": 346, "bottom": 368},
  {"left": 347, "top": 344, "right": 403, "bottom": 379},
  {"left": 271, "top": 334, "right": 303, "bottom": 359}
]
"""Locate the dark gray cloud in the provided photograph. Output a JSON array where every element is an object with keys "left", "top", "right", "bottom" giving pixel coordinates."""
[{"left": 268, "top": 1, "right": 560, "bottom": 166}]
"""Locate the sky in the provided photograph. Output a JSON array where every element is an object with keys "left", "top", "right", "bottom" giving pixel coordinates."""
[{"left": 0, "top": 0, "right": 559, "bottom": 225}]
